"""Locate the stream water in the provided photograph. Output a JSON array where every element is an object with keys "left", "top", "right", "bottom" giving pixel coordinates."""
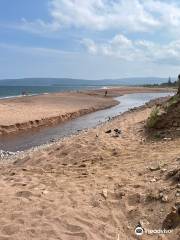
[{"left": 0, "top": 92, "right": 174, "bottom": 152}]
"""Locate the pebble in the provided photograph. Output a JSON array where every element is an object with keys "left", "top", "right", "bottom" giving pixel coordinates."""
[
  {"left": 149, "top": 165, "right": 160, "bottom": 171},
  {"left": 114, "top": 129, "right": 121, "bottom": 134},
  {"left": 162, "top": 195, "right": 168, "bottom": 202},
  {"left": 102, "top": 189, "right": 108, "bottom": 199},
  {"left": 0, "top": 150, "right": 16, "bottom": 159},
  {"left": 163, "top": 137, "right": 172, "bottom": 141},
  {"left": 150, "top": 177, "right": 157, "bottom": 182},
  {"left": 105, "top": 130, "right": 111, "bottom": 134}
]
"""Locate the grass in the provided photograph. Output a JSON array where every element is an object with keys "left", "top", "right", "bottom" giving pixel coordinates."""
[
  {"left": 146, "top": 106, "right": 160, "bottom": 128},
  {"left": 164, "top": 94, "right": 180, "bottom": 111}
]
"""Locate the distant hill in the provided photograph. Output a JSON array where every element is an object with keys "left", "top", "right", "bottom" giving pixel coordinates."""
[{"left": 0, "top": 77, "right": 173, "bottom": 86}]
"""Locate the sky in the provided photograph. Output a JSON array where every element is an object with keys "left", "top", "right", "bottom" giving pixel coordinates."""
[{"left": 0, "top": 0, "right": 180, "bottom": 80}]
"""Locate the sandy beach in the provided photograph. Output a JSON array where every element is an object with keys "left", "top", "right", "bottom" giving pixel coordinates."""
[
  {"left": 0, "top": 95, "right": 179, "bottom": 240},
  {"left": 0, "top": 87, "right": 173, "bottom": 135}
]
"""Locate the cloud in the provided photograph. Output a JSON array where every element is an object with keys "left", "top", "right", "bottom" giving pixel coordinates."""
[
  {"left": 0, "top": 42, "right": 75, "bottom": 56},
  {"left": 47, "top": 0, "right": 159, "bottom": 32},
  {"left": 82, "top": 34, "right": 180, "bottom": 65},
  {"left": 13, "top": 0, "right": 180, "bottom": 35}
]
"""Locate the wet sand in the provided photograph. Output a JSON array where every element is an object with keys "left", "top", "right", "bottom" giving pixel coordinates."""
[
  {"left": 0, "top": 99, "right": 179, "bottom": 240},
  {"left": 0, "top": 87, "right": 173, "bottom": 135}
]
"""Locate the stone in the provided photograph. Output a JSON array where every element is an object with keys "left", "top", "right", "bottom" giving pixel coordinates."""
[
  {"left": 162, "top": 195, "right": 168, "bottom": 203},
  {"left": 105, "top": 130, "right": 111, "bottom": 134},
  {"left": 150, "top": 177, "right": 157, "bottom": 182},
  {"left": 163, "top": 137, "right": 172, "bottom": 141},
  {"left": 78, "top": 163, "right": 86, "bottom": 168},
  {"left": 162, "top": 207, "right": 180, "bottom": 229},
  {"left": 102, "top": 189, "right": 108, "bottom": 199},
  {"left": 114, "top": 129, "right": 121, "bottom": 134},
  {"left": 159, "top": 192, "right": 164, "bottom": 198},
  {"left": 149, "top": 164, "right": 160, "bottom": 171}
]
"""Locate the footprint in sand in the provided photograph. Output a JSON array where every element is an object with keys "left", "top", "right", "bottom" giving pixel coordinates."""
[
  {"left": 15, "top": 190, "right": 33, "bottom": 199},
  {"left": 2, "top": 224, "right": 20, "bottom": 236}
]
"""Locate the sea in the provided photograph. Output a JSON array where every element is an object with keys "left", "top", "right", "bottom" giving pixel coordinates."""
[{"left": 0, "top": 85, "right": 103, "bottom": 99}]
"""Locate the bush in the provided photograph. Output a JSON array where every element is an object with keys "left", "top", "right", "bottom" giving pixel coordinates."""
[
  {"left": 146, "top": 107, "right": 160, "bottom": 128},
  {"left": 165, "top": 94, "right": 180, "bottom": 111}
]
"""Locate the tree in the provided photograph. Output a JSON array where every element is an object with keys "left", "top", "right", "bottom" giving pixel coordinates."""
[
  {"left": 178, "top": 74, "right": 180, "bottom": 95},
  {"left": 168, "top": 76, "right": 172, "bottom": 86}
]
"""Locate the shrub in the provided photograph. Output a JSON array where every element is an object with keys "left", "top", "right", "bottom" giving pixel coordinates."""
[
  {"left": 165, "top": 94, "right": 180, "bottom": 111},
  {"left": 147, "top": 107, "right": 160, "bottom": 128}
]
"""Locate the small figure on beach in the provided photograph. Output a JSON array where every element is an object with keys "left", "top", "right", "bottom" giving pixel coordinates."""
[
  {"left": 22, "top": 91, "right": 28, "bottom": 96},
  {"left": 105, "top": 90, "right": 108, "bottom": 97}
]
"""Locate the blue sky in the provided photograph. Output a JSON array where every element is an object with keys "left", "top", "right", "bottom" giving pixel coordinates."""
[{"left": 0, "top": 0, "right": 180, "bottom": 80}]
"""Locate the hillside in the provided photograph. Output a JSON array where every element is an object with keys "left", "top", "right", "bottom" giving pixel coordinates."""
[
  {"left": 0, "top": 77, "right": 170, "bottom": 86},
  {"left": 146, "top": 93, "right": 180, "bottom": 138}
]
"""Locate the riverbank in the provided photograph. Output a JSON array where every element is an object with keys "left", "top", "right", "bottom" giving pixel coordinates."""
[
  {"left": 0, "top": 87, "right": 174, "bottom": 135},
  {"left": 0, "top": 97, "right": 179, "bottom": 240},
  {"left": 0, "top": 91, "right": 118, "bottom": 135}
]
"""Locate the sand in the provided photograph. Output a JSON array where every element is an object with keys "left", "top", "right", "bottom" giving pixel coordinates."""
[
  {"left": 0, "top": 92, "right": 117, "bottom": 135},
  {"left": 0, "top": 101, "right": 180, "bottom": 240},
  {"left": 0, "top": 87, "right": 174, "bottom": 135}
]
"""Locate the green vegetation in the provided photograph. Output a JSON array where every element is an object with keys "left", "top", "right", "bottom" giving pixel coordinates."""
[
  {"left": 165, "top": 94, "right": 180, "bottom": 111},
  {"left": 143, "top": 77, "right": 178, "bottom": 88},
  {"left": 146, "top": 106, "right": 160, "bottom": 128}
]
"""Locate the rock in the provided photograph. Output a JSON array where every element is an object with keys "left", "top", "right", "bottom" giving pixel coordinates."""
[
  {"left": 167, "top": 168, "right": 180, "bottom": 182},
  {"left": 175, "top": 201, "right": 180, "bottom": 207},
  {"left": 162, "top": 206, "right": 180, "bottom": 229},
  {"left": 149, "top": 164, "right": 160, "bottom": 171},
  {"left": 102, "top": 189, "right": 108, "bottom": 199},
  {"left": 162, "top": 195, "right": 168, "bottom": 203},
  {"left": 78, "top": 163, "right": 86, "bottom": 168},
  {"left": 163, "top": 137, "right": 172, "bottom": 141},
  {"left": 159, "top": 192, "right": 164, "bottom": 198},
  {"left": 150, "top": 177, "right": 157, "bottom": 182},
  {"left": 0, "top": 150, "right": 16, "bottom": 159},
  {"left": 105, "top": 130, "right": 111, "bottom": 134},
  {"left": 172, "top": 206, "right": 177, "bottom": 212},
  {"left": 114, "top": 129, "right": 121, "bottom": 134}
]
